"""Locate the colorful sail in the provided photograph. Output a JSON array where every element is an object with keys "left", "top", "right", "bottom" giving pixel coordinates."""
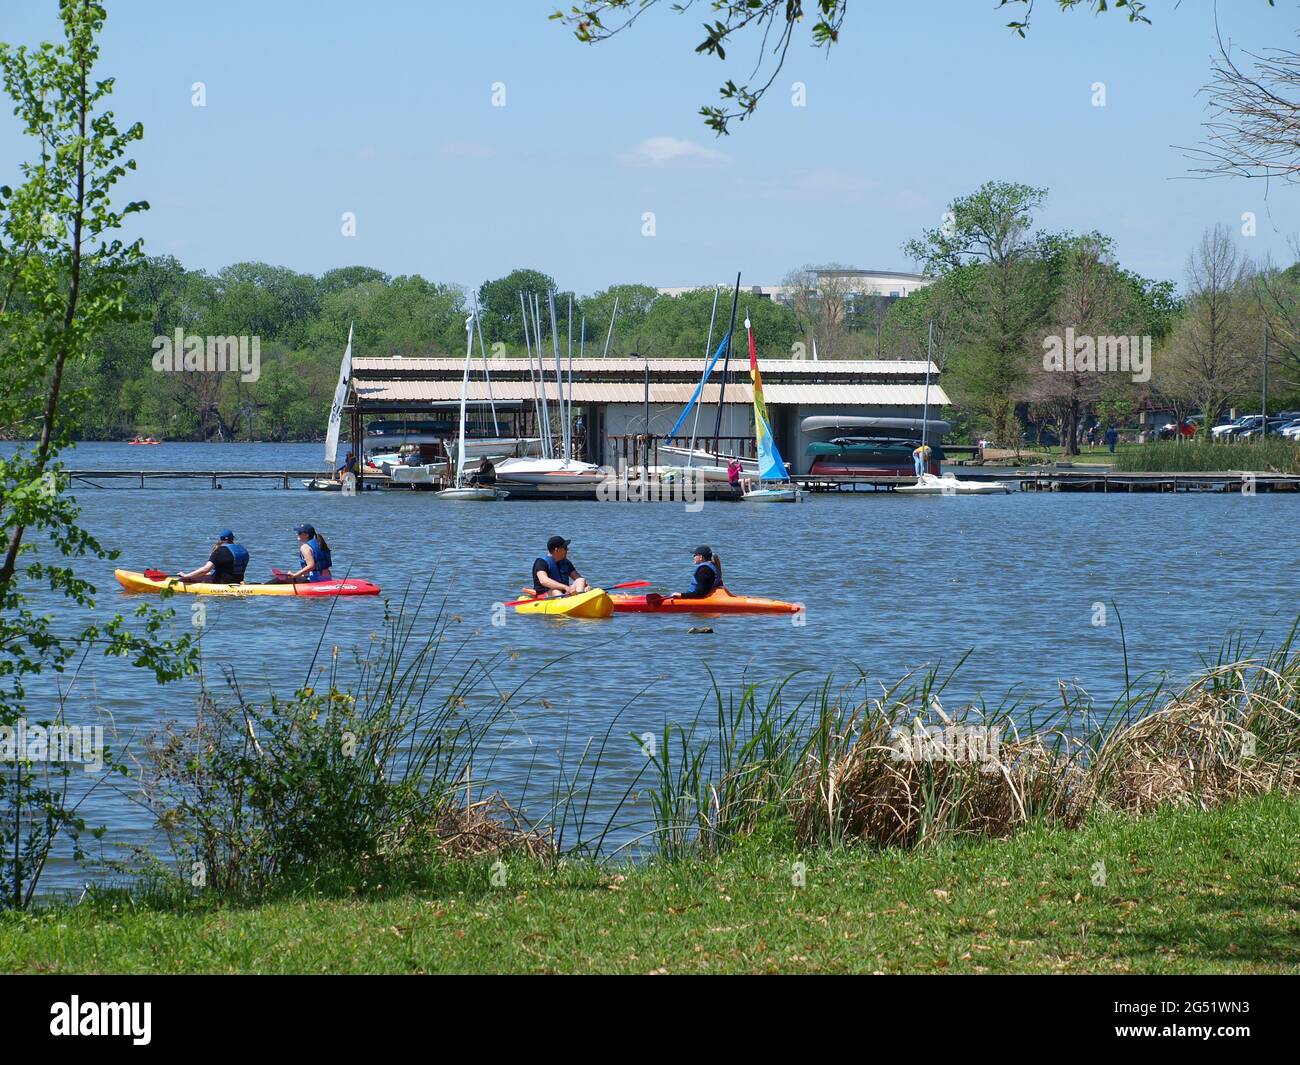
[{"left": 746, "top": 318, "right": 788, "bottom": 482}]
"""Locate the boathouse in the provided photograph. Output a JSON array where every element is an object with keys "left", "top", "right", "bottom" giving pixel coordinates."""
[{"left": 345, "top": 356, "right": 949, "bottom": 476}]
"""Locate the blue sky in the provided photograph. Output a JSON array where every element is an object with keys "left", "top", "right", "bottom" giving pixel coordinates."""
[{"left": 1, "top": 0, "right": 1295, "bottom": 293}]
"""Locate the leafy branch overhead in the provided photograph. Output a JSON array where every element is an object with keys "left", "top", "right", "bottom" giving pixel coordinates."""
[{"left": 552, "top": 0, "right": 1155, "bottom": 134}]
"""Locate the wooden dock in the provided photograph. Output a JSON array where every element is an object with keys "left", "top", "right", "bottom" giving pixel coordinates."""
[{"left": 61, "top": 467, "right": 1300, "bottom": 496}]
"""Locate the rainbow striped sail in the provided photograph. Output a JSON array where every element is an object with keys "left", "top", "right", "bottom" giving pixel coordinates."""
[{"left": 746, "top": 318, "right": 788, "bottom": 482}]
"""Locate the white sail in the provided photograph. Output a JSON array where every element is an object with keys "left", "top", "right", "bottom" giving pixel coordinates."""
[{"left": 323, "top": 323, "right": 353, "bottom": 466}]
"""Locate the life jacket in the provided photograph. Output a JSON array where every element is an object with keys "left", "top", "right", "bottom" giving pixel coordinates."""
[
  {"left": 304, "top": 536, "right": 332, "bottom": 578},
  {"left": 222, "top": 542, "right": 249, "bottom": 582},
  {"left": 688, "top": 560, "right": 719, "bottom": 596},
  {"left": 533, "top": 555, "right": 574, "bottom": 593}
]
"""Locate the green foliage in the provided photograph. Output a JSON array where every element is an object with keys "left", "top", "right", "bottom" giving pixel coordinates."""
[
  {"left": 1114, "top": 439, "right": 1300, "bottom": 474},
  {"left": 140, "top": 598, "right": 519, "bottom": 899},
  {"left": 0, "top": 0, "right": 197, "bottom": 910}
]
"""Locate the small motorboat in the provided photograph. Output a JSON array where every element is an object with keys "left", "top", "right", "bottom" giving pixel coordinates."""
[
  {"left": 436, "top": 485, "right": 509, "bottom": 501},
  {"left": 894, "top": 473, "right": 1012, "bottom": 495}
]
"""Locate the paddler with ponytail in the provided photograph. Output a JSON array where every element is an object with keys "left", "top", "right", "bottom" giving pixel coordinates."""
[
  {"left": 285, "top": 523, "right": 333, "bottom": 582},
  {"left": 176, "top": 530, "right": 249, "bottom": 584},
  {"left": 668, "top": 545, "right": 722, "bottom": 601}
]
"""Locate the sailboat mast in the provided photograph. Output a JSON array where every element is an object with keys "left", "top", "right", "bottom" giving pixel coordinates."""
[
  {"left": 455, "top": 315, "right": 473, "bottom": 486},
  {"left": 549, "top": 291, "right": 568, "bottom": 461},
  {"left": 922, "top": 319, "right": 933, "bottom": 451},
  {"left": 533, "top": 293, "right": 553, "bottom": 459},
  {"left": 567, "top": 293, "right": 575, "bottom": 460},
  {"left": 712, "top": 273, "right": 741, "bottom": 457},
  {"left": 520, "top": 291, "right": 544, "bottom": 453},
  {"left": 601, "top": 295, "right": 619, "bottom": 358},
  {"left": 472, "top": 289, "right": 499, "bottom": 436},
  {"left": 687, "top": 284, "right": 721, "bottom": 468}
]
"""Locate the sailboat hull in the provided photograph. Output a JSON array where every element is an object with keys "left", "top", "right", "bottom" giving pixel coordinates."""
[
  {"left": 742, "top": 487, "right": 801, "bottom": 503},
  {"left": 436, "top": 486, "right": 509, "bottom": 500},
  {"left": 494, "top": 458, "right": 606, "bottom": 485}
]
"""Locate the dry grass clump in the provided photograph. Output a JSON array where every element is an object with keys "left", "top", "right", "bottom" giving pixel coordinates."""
[
  {"left": 649, "top": 632, "right": 1300, "bottom": 855},
  {"left": 422, "top": 794, "right": 555, "bottom": 860},
  {"left": 1086, "top": 660, "right": 1300, "bottom": 816}
]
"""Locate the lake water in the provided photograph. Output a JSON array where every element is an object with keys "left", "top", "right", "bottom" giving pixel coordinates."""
[{"left": 8, "top": 442, "right": 1300, "bottom": 890}]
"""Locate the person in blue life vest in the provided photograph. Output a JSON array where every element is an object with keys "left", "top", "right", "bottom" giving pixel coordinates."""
[
  {"left": 176, "top": 530, "right": 249, "bottom": 584},
  {"left": 284, "top": 523, "right": 333, "bottom": 582},
  {"left": 533, "top": 535, "right": 590, "bottom": 597},
  {"left": 912, "top": 442, "right": 933, "bottom": 479},
  {"left": 668, "top": 545, "right": 723, "bottom": 601}
]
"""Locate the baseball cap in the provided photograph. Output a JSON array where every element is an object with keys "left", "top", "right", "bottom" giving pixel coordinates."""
[
  {"left": 546, "top": 535, "right": 570, "bottom": 552},
  {"left": 692, "top": 545, "right": 712, "bottom": 560},
  {"left": 294, "top": 523, "right": 316, "bottom": 537},
  {"left": 217, "top": 529, "right": 234, "bottom": 542}
]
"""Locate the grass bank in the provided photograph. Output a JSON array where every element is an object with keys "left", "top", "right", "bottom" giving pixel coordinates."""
[{"left": 2, "top": 794, "right": 1296, "bottom": 973}]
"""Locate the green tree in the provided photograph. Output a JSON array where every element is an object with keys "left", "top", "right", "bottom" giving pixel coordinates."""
[
  {"left": 0, "top": 0, "right": 196, "bottom": 908},
  {"left": 904, "top": 181, "right": 1051, "bottom": 445}
]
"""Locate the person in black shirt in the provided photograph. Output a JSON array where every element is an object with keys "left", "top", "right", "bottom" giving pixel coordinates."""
[
  {"left": 177, "top": 530, "right": 250, "bottom": 584},
  {"left": 670, "top": 545, "right": 722, "bottom": 600},
  {"left": 532, "top": 535, "right": 590, "bottom": 597}
]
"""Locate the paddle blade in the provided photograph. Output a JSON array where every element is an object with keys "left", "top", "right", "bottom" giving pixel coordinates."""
[
  {"left": 644, "top": 593, "right": 666, "bottom": 608},
  {"left": 609, "top": 580, "right": 652, "bottom": 590},
  {"left": 143, "top": 569, "right": 170, "bottom": 580}
]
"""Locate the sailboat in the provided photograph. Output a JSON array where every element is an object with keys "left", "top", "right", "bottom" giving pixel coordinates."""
[
  {"left": 494, "top": 289, "right": 605, "bottom": 487},
  {"left": 303, "top": 325, "right": 356, "bottom": 491},
  {"left": 740, "top": 316, "right": 801, "bottom": 503},
  {"left": 892, "top": 320, "right": 1010, "bottom": 496},
  {"left": 437, "top": 315, "right": 509, "bottom": 500}
]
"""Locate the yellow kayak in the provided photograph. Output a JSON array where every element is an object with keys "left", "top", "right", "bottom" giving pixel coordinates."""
[
  {"left": 512, "top": 587, "right": 613, "bottom": 619},
  {"left": 114, "top": 569, "right": 380, "bottom": 597}
]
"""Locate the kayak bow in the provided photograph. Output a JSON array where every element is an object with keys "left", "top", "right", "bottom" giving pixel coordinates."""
[{"left": 512, "top": 588, "right": 614, "bottom": 618}]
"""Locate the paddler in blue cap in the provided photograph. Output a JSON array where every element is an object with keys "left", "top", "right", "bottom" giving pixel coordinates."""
[
  {"left": 176, "top": 530, "right": 249, "bottom": 584},
  {"left": 282, "top": 523, "right": 333, "bottom": 582}
]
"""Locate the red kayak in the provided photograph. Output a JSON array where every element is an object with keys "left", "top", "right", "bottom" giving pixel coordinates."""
[{"left": 610, "top": 587, "right": 802, "bottom": 615}]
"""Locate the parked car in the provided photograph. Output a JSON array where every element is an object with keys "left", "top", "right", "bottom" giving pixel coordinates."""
[
  {"left": 1212, "top": 415, "right": 1263, "bottom": 440},
  {"left": 1238, "top": 417, "right": 1293, "bottom": 440},
  {"left": 1281, "top": 418, "right": 1300, "bottom": 440},
  {"left": 1157, "top": 419, "right": 1197, "bottom": 440}
]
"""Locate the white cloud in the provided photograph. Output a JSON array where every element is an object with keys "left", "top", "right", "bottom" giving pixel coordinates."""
[{"left": 619, "top": 135, "right": 729, "bottom": 167}]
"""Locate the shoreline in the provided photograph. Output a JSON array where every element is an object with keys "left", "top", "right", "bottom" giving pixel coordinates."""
[{"left": 4, "top": 795, "right": 1296, "bottom": 974}]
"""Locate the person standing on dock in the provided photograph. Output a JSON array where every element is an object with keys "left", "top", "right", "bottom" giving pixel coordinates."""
[
  {"left": 176, "top": 530, "right": 249, "bottom": 585},
  {"left": 533, "top": 536, "right": 590, "bottom": 598},
  {"left": 912, "top": 442, "right": 933, "bottom": 479}
]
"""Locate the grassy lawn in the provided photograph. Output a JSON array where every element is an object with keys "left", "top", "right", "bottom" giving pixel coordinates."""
[{"left": 3, "top": 795, "right": 1297, "bottom": 974}]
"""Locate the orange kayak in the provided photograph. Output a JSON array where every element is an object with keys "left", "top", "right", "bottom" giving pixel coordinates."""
[{"left": 610, "top": 588, "right": 802, "bottom": 615}]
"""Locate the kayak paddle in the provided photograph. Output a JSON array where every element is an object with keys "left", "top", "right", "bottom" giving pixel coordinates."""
[{"left": 143, "top": 568, "right": 174, "bottom": 581}]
